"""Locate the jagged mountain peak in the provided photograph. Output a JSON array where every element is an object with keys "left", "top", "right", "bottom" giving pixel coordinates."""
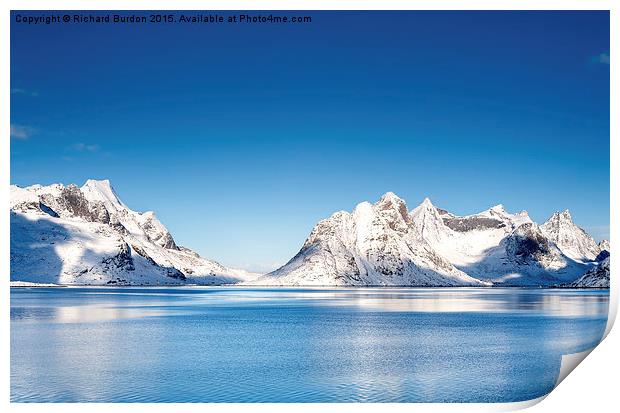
[
  {"left": 544, "top": 209, "right": 577, "bottom": 228},
  {"left": 84, "top": 178, "right": 112, "bottom": 187},
  {"left": 599, "top": 239, "right": 610, "bottom": 252},
  {"left": 409, "top": 197, "right": 447, "bottom": 244},
  {"left": 540, "top": 209, "right": 600, "bottom": 262},
  {"left": 421, "top": 197, "right": 434, "bottom": 206},
  {"left": 481, "top": 204, "right": 513, "bottom": 220},
  {"left": 471, "top": 204, "right": 533, "bottom": 228},
  {"left": 548, "top": 209, "right": 573, "bottom": 222},
  {"left": 410, "top": 197, "right": 443, "bottom": 218},
  {"left": 412, "top": 197, "right": 441, "bottom": 218},
  {"left": 596, "top": 239, "right": 610, "bottom": 262},
  {"left": 374, "top": 192, "right": 409, "bottom": 225},
  {"left": 81, "top": 178, "right": 124, "bottom": 211},
  {"left": 82, "top": 178, "right": 115, "bottom": 195},
  {"left": 410, "top": 197, "right": 441, "bottom": 218},
  {"left": 376, "top": 191, "right": 407, "bottom": 209},
  {"left": 378, "top": 191, "right": 403, "bottom": 202}
]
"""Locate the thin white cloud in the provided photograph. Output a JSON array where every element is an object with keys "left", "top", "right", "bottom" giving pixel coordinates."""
[
  {"left": 11, "top": 88, "right": 38, "bottom": 97},
  {"left": 593, "top": 52, "right": 610, "bottom": 64},
  {"left": 10, "top": 124, "right": 35, "bottom": 139},
  {"left": 69, "top": 142, "right": 101, "bottom": 152}
]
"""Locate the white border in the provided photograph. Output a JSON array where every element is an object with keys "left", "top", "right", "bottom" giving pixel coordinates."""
[{"left": 2, "top": 1, "right": 617, "bottom": 412}]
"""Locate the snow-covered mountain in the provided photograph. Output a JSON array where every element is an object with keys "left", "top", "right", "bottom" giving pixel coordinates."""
[
  {"left": 599, "top": 239, "right": 610, "bottom": 253},
  {"left": 540, "top": 210, "right": 601, "bottom": 262},
  {"left": 568, "top": 257, "right": 610, "bottom": 288},
  {"left": 10, "top": 180, "right": 258, "bottom": 285},
  {"left": 597, "top": 239, "right": 611, "bottom": 261},
  {"left": 254, "top": 192, "right": 609, "bottom": 287},
  {"left": 425, "top": 202, "right": 588, "bottom": 286},
  {"left": 11, "top": 185, "right": 608, "bottom": 288},
  {"left": 251, "top": 193, "right": 486, "bottom": 286}
]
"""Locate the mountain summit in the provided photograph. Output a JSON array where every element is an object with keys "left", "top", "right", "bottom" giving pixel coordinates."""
[{"left": 540, "top": 209, "right": 601, "bottom": 262}]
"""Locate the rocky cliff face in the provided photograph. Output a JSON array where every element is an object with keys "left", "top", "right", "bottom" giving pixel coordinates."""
[{"left": 10, "top": 180, "right": 257, "bottom": 285}]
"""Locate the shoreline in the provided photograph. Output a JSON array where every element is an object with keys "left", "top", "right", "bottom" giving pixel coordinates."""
[{"left": 9, "top": 282, "right": 610, "bottom": 290}]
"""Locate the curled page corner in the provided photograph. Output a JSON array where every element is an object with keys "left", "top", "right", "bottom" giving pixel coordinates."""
[
  {"left": 555, "top": 348, "right": 595, "bottom": 388},
  {"left": 604, "top": 291, "right": 617, "bottom": 338},
  {"left": 498, "top": 395, "right": 548, "bottom": 412}
]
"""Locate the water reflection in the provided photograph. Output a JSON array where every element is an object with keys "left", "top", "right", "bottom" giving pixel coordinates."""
[
  {"left": 10, "top": 288, "right": 610, "bottom": 323},
  {"left": 11, "top": 287, "right": 609, "bottom": 402}
]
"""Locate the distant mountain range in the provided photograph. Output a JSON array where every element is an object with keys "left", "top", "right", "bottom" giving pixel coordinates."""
[
  {"left": 253, "top": 192, "right": 609, "bottom": 287},
  {"left": 10, "top": 182, "right": 609, "bottom": 287}
]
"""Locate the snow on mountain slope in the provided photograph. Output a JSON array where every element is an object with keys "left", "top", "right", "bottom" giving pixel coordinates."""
[
  {"left": 10, "top": 185, "right": 39, "bottom": 208},
  {"left": 414, "top": 201, "right": 535, "bottom": 266},
  {"left": 11, "top": 212, "right": 181, "bottom": 285},
  {"left": 540, "top": 210, "right": 601, "bottom": 262},
  {"left": 599, "top": 239, "right": 610, "bottom": 253},
  {"left": 472, "top": 222, "right": 588, "bottom": 286},
  {"left": 251, "top": 193, "right": 487, "bottom": 286},
  {"left": 256, "top": 192, "right": 608, "bottom": 287},
  {"left": 135, "top": 211, "right": 178, "bottom": 250},
  {"left": 80, "top": 179, "right": 125, "bottom": 212},
  {"left": 569, "top": 257, "right": 610, "bottom": 288},
  {"left": 10, "top": 180, "right": 259, "bottom": 285},
  {"left": 596, "top": 239, "right": 610, "bottom": 262},
  {"left": 406, "top": 197, "right": 585, "bottom": 286},
  {"left": 412, "top": 199, "right": 504, "bottom": 267}
]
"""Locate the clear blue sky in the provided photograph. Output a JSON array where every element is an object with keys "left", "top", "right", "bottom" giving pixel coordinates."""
[{"left": 11, "top": 11, "right": 610, "bottom": 272}]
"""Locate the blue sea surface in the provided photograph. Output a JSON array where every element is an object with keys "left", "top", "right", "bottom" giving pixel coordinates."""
[{"left": 10, "top": 287, "right": 609, "bottom": 403}]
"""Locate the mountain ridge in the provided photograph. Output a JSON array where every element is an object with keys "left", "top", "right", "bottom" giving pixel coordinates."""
[
  {"left": 10, "top": 184, "right": 609, "bottom": 287},
  {"left": 253, "top": 192, "right": 609, "bottom": 287}
]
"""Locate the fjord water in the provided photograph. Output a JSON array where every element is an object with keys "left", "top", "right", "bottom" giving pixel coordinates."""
[{"left": 11, "top": 287, "right": 608, "bottom": 403}]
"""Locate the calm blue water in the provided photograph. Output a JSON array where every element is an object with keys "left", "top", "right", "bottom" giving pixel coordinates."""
[{"left": 11, "top": 287, "right": 608, "bottom": 403}]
